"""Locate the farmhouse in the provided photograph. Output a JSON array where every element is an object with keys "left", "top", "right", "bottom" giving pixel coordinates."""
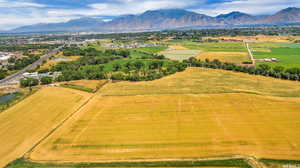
[{"left": 255, "top": 58, "right": 278, "bottom": 62}]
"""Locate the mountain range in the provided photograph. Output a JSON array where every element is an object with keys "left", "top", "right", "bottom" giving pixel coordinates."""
[{"left": 11, "top": 7, "right": 300, "bottom": 33}]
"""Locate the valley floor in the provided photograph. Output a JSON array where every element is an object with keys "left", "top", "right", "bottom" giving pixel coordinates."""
[{"left": 2, "top": 68, "right": 300, "bottom": 168}]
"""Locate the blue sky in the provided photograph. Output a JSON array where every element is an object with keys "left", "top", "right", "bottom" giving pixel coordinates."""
[{"left": 0, "top": 0, "right": 299, "bottom": 30}]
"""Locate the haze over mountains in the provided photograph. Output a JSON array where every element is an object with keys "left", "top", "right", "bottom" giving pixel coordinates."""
[{"left": 11, "top": 7, "right": 300, "bottom": 33}]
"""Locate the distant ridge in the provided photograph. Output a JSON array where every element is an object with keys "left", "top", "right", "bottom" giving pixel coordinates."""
[{"left": 11, "top": 7, "right": 300, "bottom": 33}]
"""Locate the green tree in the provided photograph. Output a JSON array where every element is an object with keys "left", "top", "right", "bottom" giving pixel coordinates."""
[
  {"left": 20, "top": 78, "right": 39, "bottom": 87},
  {"left": 112, "top": 63, "right": 122, "bottom": 72},
  {"left": 273, "top": 66, "right": 285, "bottom": 73},
  {"left": 40, "top": 76, "right": 53, "bottom": 85}
]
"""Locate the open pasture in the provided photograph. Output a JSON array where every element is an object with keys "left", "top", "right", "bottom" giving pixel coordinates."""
[
  {"left": 30, "top": 92, "right": 300, "bottom": 161},
  {"left": 182, "top": 42, "right": 246, "bottom": 52},
  {"left": 134, "top": 46, "right": 168, "bottom": 53},
  {"left": 253, "top": 47, "right": 300, "bottom": 68},
  {"left": 160, "top": 49, "right": 200, "bottom": 61},
  {"left": 0, "top": 87, "right": 91, "bottom": 168},
  {"left": 197, "top": 52, "right": 250, "bottom": 64}
]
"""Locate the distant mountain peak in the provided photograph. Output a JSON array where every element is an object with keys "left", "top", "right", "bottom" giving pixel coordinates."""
[
  {"left": 10, "top": 7, "right": 300, "bottom": 33},
  {"left": 217, "top": 11, "right": 252, "bottom": 19},
  {"left": 140, "top": 8, "right": 200, "bottom": 18},
  {"left": 280, "top": 7, "right": 300, "bottom": 12}
]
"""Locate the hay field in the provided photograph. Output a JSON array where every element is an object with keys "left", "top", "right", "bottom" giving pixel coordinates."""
[
  {"left": 169, "top": 45, "right": 188, "bottom": 50},
  {"left": 0, "top": 87, "right": 91, "bottom": 167},
  {"left": 30, "top": 93, "right": 300, "bottom": 161},
  {"left": 160, "top": 49, "right": 200, "bottom": 61},
  {"left": 27, "top": 67, "right": 300, "bottom": 162},
  {"left": 100, "top": 68, "right": 300, "bottom": 97},
  {"left": 197, "top": 52, "right": 250, "bottom": 64}
]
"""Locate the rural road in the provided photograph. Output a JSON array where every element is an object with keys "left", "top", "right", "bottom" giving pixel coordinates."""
[
  {"left": 0, "top": 45, "right": 64, "bottom": 86},
  {"left": 245, "top": 42, "right": 255, "bottom": 65}
]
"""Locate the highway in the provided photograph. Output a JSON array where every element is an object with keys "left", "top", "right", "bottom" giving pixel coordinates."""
[{"left": 0, "top": 45, "right": 64, "bottom": 86}]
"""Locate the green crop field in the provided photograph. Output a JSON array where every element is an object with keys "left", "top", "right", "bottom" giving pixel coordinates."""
[{"left": 253, "top": 48, "right": 300, "bottom": 68}]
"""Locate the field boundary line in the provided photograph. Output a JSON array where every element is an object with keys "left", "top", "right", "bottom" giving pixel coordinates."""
[
  {"left": 23, "top": 81, "right": 110, "bottom": 159},
  {"left": 26, "top": 154, "right": 266, "bottom": 168}
]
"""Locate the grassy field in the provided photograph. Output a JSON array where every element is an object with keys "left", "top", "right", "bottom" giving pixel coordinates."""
[
  {"left": 6, "top": 157, "right": 247, "bottom": 168},
  {"left": 160, "top": 49, "right": 200, "bottom": 61},
  {"left": 0, "top": 87, "right": 91, "bottom": 168},
  {"left": 252, "top": 48, "right": 300, "bottom": 68},
  {"left": 134, "top": 46, "right": 168, "bottom": 54},
  {"left": 197, "top": 52, "right": 250, "bottom": 64},
  {"left": 60, "top": 80, "right": 107, "bottom": 93},
  {"left": 182, "top": 42, "right": 246, "bottom": 52},
  {"left": 25, "top": 68, "right": 300, "bottom": 163}
]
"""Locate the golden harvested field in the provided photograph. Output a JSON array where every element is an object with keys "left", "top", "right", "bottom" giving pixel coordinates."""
[
  {"left": 169, "top": 45, "right": 188, "bottom": 50},
  {"left": 0, "top": 87, "right": 91, "bottom": 167},
  {"left": 30, "top": 93, "right": 300, "bottom": 161},
  {"left": 100, "top": 68, "right": 300, "bottom": 97},
  {"left": 27, "top": 68, "right": 300, "bottom": 162},
  {"left": 197, "top": 52, "right": 250, "bottom": 64}
]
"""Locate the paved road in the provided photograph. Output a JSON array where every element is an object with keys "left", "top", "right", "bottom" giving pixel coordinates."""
[{"left": 0, "top": 45, "right": 64, "bottom": 86}]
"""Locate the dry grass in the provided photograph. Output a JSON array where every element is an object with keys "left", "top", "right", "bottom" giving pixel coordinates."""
[
  {"left": 100, "top": 68, "right": 300, "bottom": 97},
  {"left": 160, "top": 50, "right": 200, "bottom": 61},
  {"left": 30, "top": 93, "right": 300, "bottom": 161},
  {"left": 169, "top": 45, "right": 188, "bottom": 50},
  {"left": 197, "top": 52, "right": 250, "bottom": 64},
  {"left": 0, "top": 87, "right": 91, "bottom": 167},
  {"left": 40, "top": 52, "right": 80, "bottom": 70}
]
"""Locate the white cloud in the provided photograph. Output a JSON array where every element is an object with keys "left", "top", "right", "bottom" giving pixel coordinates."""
[
  {"left": 0, "top": 0, "right": 300, "bottom": 30},
  {"left": 193, "top": 0, "right": 300, "bottom": 16},
  {"left": 0, "top": 0, "right": 45, "bottom": 8},
  {"left": 48, "top": 0, "right": 201, "bottom": 17}
]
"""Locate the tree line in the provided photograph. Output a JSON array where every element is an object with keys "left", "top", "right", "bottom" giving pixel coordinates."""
[
  {"left": 53, "top": 47, "right": 186, "bottom": 82},
  {"left": 184, "top": 57, "right": 300, "bottom": 81}
]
